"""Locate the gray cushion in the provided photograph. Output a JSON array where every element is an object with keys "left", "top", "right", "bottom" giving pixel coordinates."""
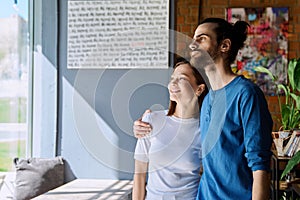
[{"left": 14, "top": 157, "right": 64, "bottom": 200}]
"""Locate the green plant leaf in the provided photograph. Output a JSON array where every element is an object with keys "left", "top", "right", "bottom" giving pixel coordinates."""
[
  {"left": 288, "top": 59, "right": 297, "bottom": 90},
  {"left": 281, "top": 104, "right": 291, "bottom": 130},
  {"left": 291, "top": 113, "right": 300, "bottom": 129},
  {"left": 291, "top": 93, "right": 300, "bottom": 110},
  {"left": 253, "top": 66, "right": 276, "bottom": 81},
  {"left": 294, "top": 58, "right": 300, "bottom": 92},
  {"left": 278, "top": 84, "right": 289, "bottom": 99},
  {"left": 281, "top": 150, "right": 300, "bottom": 180}
]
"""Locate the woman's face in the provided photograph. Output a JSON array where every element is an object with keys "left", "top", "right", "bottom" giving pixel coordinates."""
[{"left": 168, "top": 64, "right": 199, "bottom": 104}]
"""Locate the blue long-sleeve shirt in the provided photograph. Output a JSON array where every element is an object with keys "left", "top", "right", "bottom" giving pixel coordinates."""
[{"left": 197, "top": 76, "right": 273, "bottom": 200}]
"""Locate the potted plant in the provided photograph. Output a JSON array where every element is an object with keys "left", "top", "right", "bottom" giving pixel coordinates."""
[
  {"left": 255, "top": 58, "right": 300, "bottom": 180},
  {"left": 255, "top": 58, "right": 300, "bottom": 156},
  {"left": 255, "top": 58, "right": 300, "bottom": 130},
  {"left": 255, "top": 58, "right": 300, "bottom": 132}
]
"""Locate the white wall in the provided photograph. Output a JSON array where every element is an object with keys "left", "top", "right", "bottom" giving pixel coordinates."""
[{"left": 33, "top": 0, "right": 173, "bottom": 180}]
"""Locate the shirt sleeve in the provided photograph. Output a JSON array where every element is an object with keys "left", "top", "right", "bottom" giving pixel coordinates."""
[
  {"left": 134, "top": 113, "right": 152, "bottom": 162},
  {"left": 134, "top": 137, "right": 151, "bottom": 162},
  {"left": 241, "top": 87, "right": 273, "bottom": 171}
]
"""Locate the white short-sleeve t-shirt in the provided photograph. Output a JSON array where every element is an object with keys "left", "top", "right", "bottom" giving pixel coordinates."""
[{"left": 134, "top": 110, "right": 201, "bottom": 200}]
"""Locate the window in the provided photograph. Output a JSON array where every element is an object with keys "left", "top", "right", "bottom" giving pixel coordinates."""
[{"left": 0, "top": 0, "right": 29, "bottom": 171}]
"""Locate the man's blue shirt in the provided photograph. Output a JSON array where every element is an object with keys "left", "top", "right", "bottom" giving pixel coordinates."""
[{"left": 197, "top": 76, "right": 273, "bottom": 199}]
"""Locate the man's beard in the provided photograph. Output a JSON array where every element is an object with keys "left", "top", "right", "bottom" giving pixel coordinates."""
[{"left": 190, "top": 48, "right": 217, "bottom": 72}]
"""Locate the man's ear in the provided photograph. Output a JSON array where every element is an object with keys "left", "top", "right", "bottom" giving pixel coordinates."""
[
  {"left": 196, "top": 84, "right": 206, "bottom": 96},
  {"left": 220, "top": 39, "right": 231, "bottom": 53}
]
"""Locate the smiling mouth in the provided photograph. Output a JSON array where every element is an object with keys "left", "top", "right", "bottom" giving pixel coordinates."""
[
  {"left": 190, "top": 50, "right": 201, "bottom": 57},
  {"left": 170, "top": 89, "right": 180, "bottom": 93}
]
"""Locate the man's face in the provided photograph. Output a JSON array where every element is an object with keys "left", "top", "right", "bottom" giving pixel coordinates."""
[{"left": 189, "top": 23, "right": 218, "bottom": 70}]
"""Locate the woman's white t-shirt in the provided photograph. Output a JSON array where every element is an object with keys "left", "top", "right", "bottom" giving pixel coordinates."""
[{"left": 134, "top": 110, "right": 201, "bottom": 200}]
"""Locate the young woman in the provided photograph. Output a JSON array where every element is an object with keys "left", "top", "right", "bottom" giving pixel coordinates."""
[{"left": 132, "top": 61, "right": 207, "bottom": 200}]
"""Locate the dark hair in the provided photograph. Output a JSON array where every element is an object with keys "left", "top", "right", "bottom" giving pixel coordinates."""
[
  {"left": 199, "top": 18, "right": 250, "bottom": 64},
  {"left": 167, "top": 60, "right": 208, "bottom": 116}
]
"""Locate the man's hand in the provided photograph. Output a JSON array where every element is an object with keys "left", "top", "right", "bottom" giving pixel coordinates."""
[{"left": 133, "top": 110, "right": 152, "bottom": 138}]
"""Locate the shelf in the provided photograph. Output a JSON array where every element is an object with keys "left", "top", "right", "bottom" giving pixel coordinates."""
[
  {"left": 271, "top": 149, "right": 300, "bottom": 200},
  {"left": 271, "top": 180, "right": 288, "bottom": 190}
]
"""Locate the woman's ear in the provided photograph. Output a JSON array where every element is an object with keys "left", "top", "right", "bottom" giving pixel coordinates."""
[
  {"left": 196, "top": 84, "right": 205, "bottom": 96},
  {"left": 220, "top": 39, "right": 231, "bottom": 53}
]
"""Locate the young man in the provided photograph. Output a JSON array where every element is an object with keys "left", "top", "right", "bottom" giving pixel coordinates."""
[{"left": 134, "top": 18, "right": 273, "bottom": 200}]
